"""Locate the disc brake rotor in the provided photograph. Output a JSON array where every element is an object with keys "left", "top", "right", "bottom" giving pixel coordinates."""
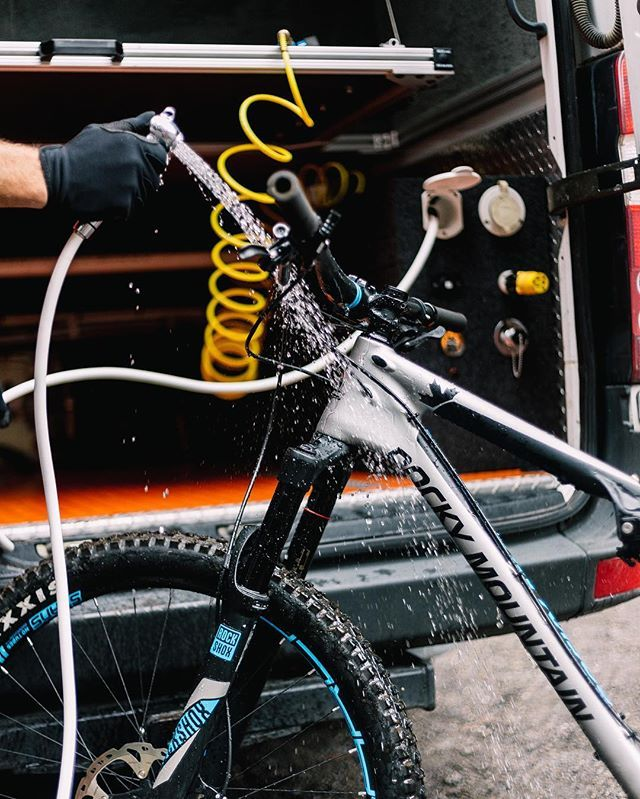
[{"left": 75, "top": 742, "right": 167, "bottom": 799}]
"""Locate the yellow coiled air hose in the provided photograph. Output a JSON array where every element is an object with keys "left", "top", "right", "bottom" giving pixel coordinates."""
[
  {"left": 299, "top": 161, "right": 366, "bottom": 209},
  {"left": 201, "top": 29, "right": 314, "bottom": 397}
]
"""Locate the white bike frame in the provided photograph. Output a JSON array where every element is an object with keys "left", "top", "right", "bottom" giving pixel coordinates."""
[{"left": 316, "top": 334, "right": 640, "bottom": 797}]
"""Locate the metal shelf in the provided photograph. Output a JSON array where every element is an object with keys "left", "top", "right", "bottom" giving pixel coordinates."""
[
  {"left": 0, "top": 40, "right": 452, "bottom": 81},
  {"left": 0, "top": 40, "right": 452, "bottom": 145}
]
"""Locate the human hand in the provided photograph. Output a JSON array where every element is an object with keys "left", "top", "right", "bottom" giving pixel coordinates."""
[{"left": 39, "top": 111, "right": 168, "bottom": 221}]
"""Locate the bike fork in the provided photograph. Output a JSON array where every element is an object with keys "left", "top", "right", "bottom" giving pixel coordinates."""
[{"left": 149, "top": 434, "right": 352, "bottom": 797}]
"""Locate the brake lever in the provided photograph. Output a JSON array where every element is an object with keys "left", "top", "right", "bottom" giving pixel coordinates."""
[
  {"left": 237, "top": 238, "right": 297, "bottom": 286},
  {"left": 237, "top": 245, "right": 270, "bottom": 267},
  {"left": 394, "top": 325, "right": 446, "bottom": 352}
]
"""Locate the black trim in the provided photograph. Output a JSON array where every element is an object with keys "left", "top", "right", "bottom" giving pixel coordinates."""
[
  {"left": 548, "top": 156, "right": 640, "bottom": 212},
  {"left": 433, "top": 47, "right": 454, "bottom": 71},
  {"left": 38, "top": 38, "right": 124, "bottom": 61},
  {"left": 551, "top": 0, "right": 598, "bottom": 456}
]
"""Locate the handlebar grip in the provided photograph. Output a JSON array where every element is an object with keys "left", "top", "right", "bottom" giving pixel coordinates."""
[
  {"left": 432, "top": 305, "right": 467, "bottom": 332},
  {"left": 267, "top": 170, "right": 322, "bottom": 240}
]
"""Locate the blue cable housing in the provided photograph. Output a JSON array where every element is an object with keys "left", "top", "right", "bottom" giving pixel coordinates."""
[{"left": 345, "top": 281, "right": 363, "bottom": 311}]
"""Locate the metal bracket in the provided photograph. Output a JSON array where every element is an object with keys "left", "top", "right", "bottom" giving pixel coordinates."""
[
  {"left": 325, "top": 131, "right": 400, "bottom": 154},
  {"left": 38, "top": 38, "right": 124, "bottom": 61},
  {"left": 547, "top": 156, "right": 640, "bottom": 213}
]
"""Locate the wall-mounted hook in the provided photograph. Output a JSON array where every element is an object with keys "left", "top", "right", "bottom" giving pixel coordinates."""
[{"left": 505, "top": 0, "right": 547, "bottom": 39}]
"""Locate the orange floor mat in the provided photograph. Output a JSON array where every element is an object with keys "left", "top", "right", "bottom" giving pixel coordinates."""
[{"left": 0, "top": 469, "right": 531, "bottom": 525}]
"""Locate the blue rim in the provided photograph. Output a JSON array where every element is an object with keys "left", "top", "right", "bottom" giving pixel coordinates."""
[{"left": 261, "top": 615, "right": 377, "bottom": 798}]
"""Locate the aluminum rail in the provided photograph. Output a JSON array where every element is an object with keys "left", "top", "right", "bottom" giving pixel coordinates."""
[{"left": 0, "top": 41, "right": 452, "bottom": 80}]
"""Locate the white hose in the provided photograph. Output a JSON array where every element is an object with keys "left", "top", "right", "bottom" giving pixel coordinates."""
[
  {"left": 32, "top": 223, "right": 101, "bottom": 799},
  {"left": 0, "top": 213, "right": 438, "bottom": 798},
  {"left": 4, "top": 216, "right": 440, "bottom": 406}
]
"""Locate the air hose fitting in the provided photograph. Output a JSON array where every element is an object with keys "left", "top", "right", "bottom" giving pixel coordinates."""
[{"left": 201, "top": 29, "right": 314, "bottom": 396}]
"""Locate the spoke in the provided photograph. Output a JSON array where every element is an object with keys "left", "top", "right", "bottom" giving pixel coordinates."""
[
  {"left": 0, "top": 744, "right": 88, "bottom": 770},
  {"left": 141, "top": 588, "right": 173, "bottom": 734},
  {"left": 2, "top": 648, "right": 140, "bottom": 792},
  {"left": 93, "top": 597, "right": 141, "bottom": 734},
  {"left": 26, "top": 636, "right": 63, "bottom": 705},
  {"left": 233, "top": 706, "right": 339, "bottom": 780},
  {"left": 25, "top": 635, "right": 97, "bottom": 764},
  {"left": 232, "top": 750, "right": 356, "bottom": 798},
  {"left": 71, "top": 636, "right": 140, "bottom": 738},
  {"left": 207, "top": 669, "right": 315, "bottom": 750},
  {"left": 0, "top": 746, "right": 137, "bottom": 796},
  {"left": 0, "top": 710, "right": 92, "bottom": 768},
  {"left": 228, "top": 633, "right": 286, "bottom": 698},
  {"left": 1, "top": 666, "right": 65, "bottom": 733},
  {"left": 132, "top": 589, "right": 145, "bottom": 709}
]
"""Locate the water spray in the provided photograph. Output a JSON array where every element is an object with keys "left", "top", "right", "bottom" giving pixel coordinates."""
[{"left": 12, "top": 103, "right": 440, "bottom": 799}]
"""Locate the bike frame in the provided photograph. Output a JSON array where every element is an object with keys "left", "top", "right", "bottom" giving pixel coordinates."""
[
  {"left": 318, "top": 335, "right": 640, "bottom": 797},
  {"left": 153, "top": 333, "right": 640, "bottom": 798}
]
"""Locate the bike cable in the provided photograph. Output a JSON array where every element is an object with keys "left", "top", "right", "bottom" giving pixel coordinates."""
[
  {"left": 209, "top": 357, "right": 284, "bottom": 798},
  {"left": 242, "top": 264, "right": 339, "bottom": 384}
]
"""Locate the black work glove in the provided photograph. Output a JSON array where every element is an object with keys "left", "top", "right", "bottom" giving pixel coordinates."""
[{"left": 39, "top": 111, "right": 168, "bottom": 222}]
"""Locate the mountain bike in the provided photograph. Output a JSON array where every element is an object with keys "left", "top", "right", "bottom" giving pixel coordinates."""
[{"left": 2, "top": 169, "right": 640, "bottom": 799}]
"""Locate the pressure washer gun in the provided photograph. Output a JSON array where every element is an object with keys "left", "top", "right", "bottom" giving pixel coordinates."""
[{"left": 148, "top": 106, "right": 184, "bottom": 149}]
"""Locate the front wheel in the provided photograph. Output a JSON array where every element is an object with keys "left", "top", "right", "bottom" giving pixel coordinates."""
[{"left": 0, "top": 531, "right": 425, "bottom": 798}]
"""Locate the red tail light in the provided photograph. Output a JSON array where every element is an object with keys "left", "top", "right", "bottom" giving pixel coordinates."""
[
  {"left": 615, "top": 53, "right": 640, "bottom": 382},
  {"left": 617, "top": 53, "right": 635, "bottom": 135},
  {"left": 594, "top": 555, "right": 640, "bottom": 599}
]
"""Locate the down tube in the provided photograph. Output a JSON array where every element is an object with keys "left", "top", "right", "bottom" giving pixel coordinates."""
[
  {"left": 318, "top": 363, "right": 640, "bottom": 795},
  {"left": 398, "top": 427, "right": 640, "bottom": 794}
]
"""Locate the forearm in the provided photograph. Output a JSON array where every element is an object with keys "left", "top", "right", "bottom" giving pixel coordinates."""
[{"left": 0, "top": 141, "right": 48, "bottom": 209}]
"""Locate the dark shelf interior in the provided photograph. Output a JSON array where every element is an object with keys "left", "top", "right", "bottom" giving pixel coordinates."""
[{"left": 0, "top": 69, "right": 416, "bottom": 145}]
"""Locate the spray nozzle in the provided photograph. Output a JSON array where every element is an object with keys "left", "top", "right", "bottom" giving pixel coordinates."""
[{"left": 148, "top": 106, "right": 184, "bottom": 149}]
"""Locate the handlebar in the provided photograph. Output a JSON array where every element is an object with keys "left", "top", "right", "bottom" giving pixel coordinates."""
[
  {"left": 267, "top": 170, "right": 322, "bottom": 239},
  {"left": 404, "top": 297, "right": 467, "bottom": 333},
  {"left": 267, "top": 170, "right": 359, "bottom": 308},
  {"left": 266, "top": 169, "right": 468, "bottom": 343},
  {"left": 433, "top": 306, "right": 467, "bottom": 333}
]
